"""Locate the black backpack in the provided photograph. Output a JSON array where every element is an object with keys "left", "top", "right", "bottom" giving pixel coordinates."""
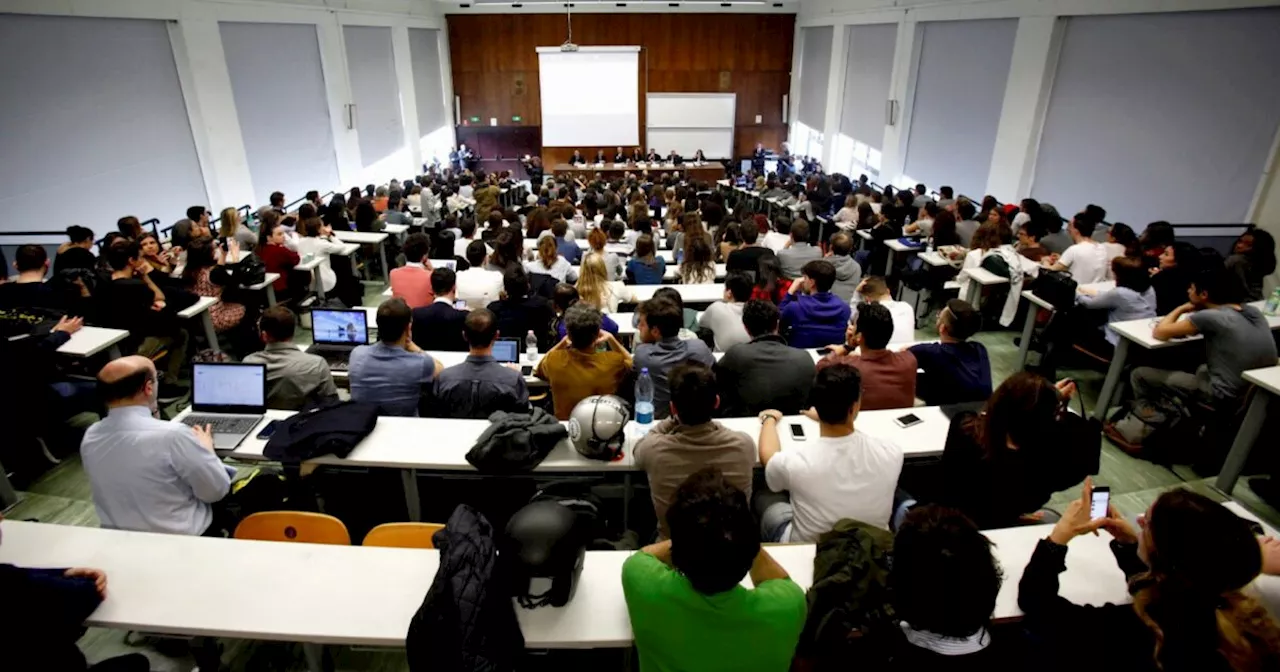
[
  {"left": 1036, "top": 270, "right": 1078, "bottom": 310},
  {"left": 228, "top": 255, "right": 267, "bottom": 287}
]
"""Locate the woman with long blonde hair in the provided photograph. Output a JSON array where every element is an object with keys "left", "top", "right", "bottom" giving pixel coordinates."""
[
  {"left": 576, "top": 254, "right": 633, "bottom": 313},
  {"left": 218, "top": 207, "right": 257, "bottom": 251}
]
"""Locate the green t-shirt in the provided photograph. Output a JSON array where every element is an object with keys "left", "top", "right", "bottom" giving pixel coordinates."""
[{"left": 622, "top": 552, "right": 807, "bottom": 672}]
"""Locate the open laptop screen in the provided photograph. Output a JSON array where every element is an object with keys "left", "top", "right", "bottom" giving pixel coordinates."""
[
  {"left": 192, "top": 363, "right": 265, "bottom": 413},
  {"left": 312, "top": 309, "right": 369, "bottom": 346},
  {"left": 492, "top": 338, "right": 519, "bottom": 363}
]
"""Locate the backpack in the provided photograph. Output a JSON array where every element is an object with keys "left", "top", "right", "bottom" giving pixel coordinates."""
[
  {"left": 1105, "top": 393, "right": 1204, "bottom": 462},
  {"left": 1036, "top": 269, "right": 1078, "bottom": 310},
  {"left": 228, "top": 255, "right": 267, "bottom": 287}
]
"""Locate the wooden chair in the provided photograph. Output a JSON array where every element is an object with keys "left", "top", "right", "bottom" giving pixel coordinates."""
[
  {"left": 234, "top": 511, "right": 351, "bottom": 545},
  {"left": 362, "top": 522, "right": 445, "bottom": 549}
]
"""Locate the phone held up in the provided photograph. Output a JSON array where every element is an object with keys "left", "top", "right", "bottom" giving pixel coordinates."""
[{"left": 1090, "top": 486, "right": 1110, "bottom": 521}]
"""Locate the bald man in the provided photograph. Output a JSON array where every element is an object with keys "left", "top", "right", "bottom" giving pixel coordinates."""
[{"left": 79, "top": 356, "right": 232, "bottom": 536}]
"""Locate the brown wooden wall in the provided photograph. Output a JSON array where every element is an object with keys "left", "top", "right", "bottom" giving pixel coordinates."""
[{"left": 446, "top": 13, "right": 795, "bottom": 166}]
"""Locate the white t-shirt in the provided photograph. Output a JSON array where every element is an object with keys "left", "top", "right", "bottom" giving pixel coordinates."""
[
  {"left": 454, "top": 267, "right": 503, "bottom": 308},
  {"left": 1059, "top": 241, "right": 1109, "bottom": 285},
  {"left": 850, "top": 297, "right": 917, "bottom": 345},
  {"left": 762, "top": 231, "right": 789, "bottom": 253},
  {"left": 764, "top": 432, "right": 904, "bottom": 541}
]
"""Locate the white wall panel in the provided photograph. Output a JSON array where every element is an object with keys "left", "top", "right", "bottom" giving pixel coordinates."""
[
  {"left": 343, "top": 25, "right": 406, "bottom": 169},
  {"left": 838, "top": 23, "right": 896, "bottom": 150},
  {"left": 797, "top": 26, "right": 833, "bottom": 130}
]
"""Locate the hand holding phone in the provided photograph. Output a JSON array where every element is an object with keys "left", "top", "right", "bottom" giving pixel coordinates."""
[{"left": 1089, "top": 486, "right": 1110, "bottom": 521}]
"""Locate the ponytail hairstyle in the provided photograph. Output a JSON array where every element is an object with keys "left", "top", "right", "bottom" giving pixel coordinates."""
[{"left": 537, "top": 234, "right": 558, "bottom": 269}]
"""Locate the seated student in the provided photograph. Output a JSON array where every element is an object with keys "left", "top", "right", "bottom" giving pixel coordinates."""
[
  {"left": 553, "top": 219, "right": 582, "bottom": 265},
  {"left": 923, "top": 373, "right": 1090, "bottom": 529},
  {"left": 1130, "top": 268, "right": 1277, "bottom": 407},
  {"left": 762, "top": 216, "right": 792, "bottom": 254},
  {"left": 384, "top": 191, "right": 413, "bottom": 227},
  {"left": 525, "top": 235, "right": 578, "bottom": 284},
  {"left": 954, "top": 201, "right": 980, "bottom": 249},
  {"left": 431, "top": 308, "right": 529, "bottom": 419},
  {"left": 886, "top": 505, "right": 1018, "bottom": 669},
  {"left": 634, "top": 364, "right": 756, "bottom": 539},
  {"left": 1076, "top": 255, "right": 1156, "bottom": 355},
  {"left": 1014, "top": 220, "right": 1048, "bottom": 262},
  {"left": 678, "top": 236, "right": 717, "bottom": 285},
  {"left": 1041, "top": 213, "right": 1108, "bottom": 284},
  {"left": 777, "top": 220, "right": 822, "bottom": 279},
  {"left": 552, "top": 283, "right": 619, "bottom": 340},
  {"left": 535, "top": 303, "right": 633, "bottom": 420},
  {"left": 453, "top": 216, "right": 482, "bottom": 259},
  {"left": 389, "top": 233, "right": 435, "bottom": 309},
  {"left": 243, "top": 306, "right": 339, "bottom": 411},
  {"left": 825, "top": 232, "right": 863, "bottom": 303},
  {"left": 1149, "top": 241, "right": 1201, "bottom": 316},
  {"left": 53, "top": 225, "right": 97, "bottom": 275},
  {"left": 81, "top": 356, "right": 231, "bottom": 536},
  {"left": 0, "top": 244, "right": 77, "bottom": 312},
  {"left": 1226, "top": 227, "right": 1276, "bottom": 303},
  {"left": 725, "top": 220, "right": 777, "bottom": 276},
  {"left": 1019, "top": 485, "right": 1280, "bottom": 672},
  {"left": 698, "top": 271, "right": 752, "bottom": 352},
  {"left": 100, "top": 239, "right": 189, "bottom": 393},
  {"left": 456, "top": 239, "right": 504, "bottom": 308},
  {"left": 181, "top": 237, "right": 247, "bottom": 335},
  {"left": 851, "top": 276, "right": 915, "bottom": 345},
  {"left": 625, "top": 234, "right": 667, "bottom": 285},
  {"left": 715, "top": 300, "right": 815, "bottom": 417},
  {"left": 1037, "top": 213, "right": 1072, "bottom": 257},
  {"left": 817, "top": 303, "right": 917, "bottom": 410},
  {"left": 349, "top": 298, "right": 443, "bottom": 417},
  {"left": 295, "top": 212, "right": 351, "bottom": 302},
  {"left": 909, "top": 300, "right": 992, "bottom": 406},
  {"left": 756, "top": 363, "right": 905, "bottom": 541},
  {"left": 622, "top": 468, "right": 806, "bottom": 672},
  {"left": 634, "top": 296, "right": 716, "bottom": 419},
  {"left": 487, "top": 268, "right": 556, "bottom": 351},
  {"left": 411, "top": 267, "right": 468, "bottom": 352},
  {"left": 780, "top": 260, "right": 851, "bottom": 349},
  {"left": 256, "top": 219, "right": 301, "bottom": 301}
]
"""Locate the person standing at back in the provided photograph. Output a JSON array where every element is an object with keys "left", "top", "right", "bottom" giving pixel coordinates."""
[
  {"left": 908, "top": 299, "right": 992, "bottom": 405},
  {"left": 755, "top": 363, "right": 905, "bottom": 542},
  {"left": 431, "top": 308, "right": 529, "bottom": 419},
  {"left": 777, "top": 220, "right": 821, "bottom": 279},
  {"left": 389, "top": 233, "right": 435, "bottom": 309},
  {"left": 1042, "top": 213, "right": 1108, "bottom": 284},
  {"left": 622, "top": 468, "right": 807, "bottom": 672},
  {"left": 634, "top": 296, "right": 716, "bottom": 420},
  {"left": 349, "top": 298, "right": 443, "bottom": 417},
  {"left": 715, "top": 300, "right": 815, "bottom": 417}
]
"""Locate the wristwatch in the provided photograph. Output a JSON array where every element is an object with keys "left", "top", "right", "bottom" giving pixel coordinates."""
[{"left": 758, "top": 411, "right": 781, "bottom": 424}]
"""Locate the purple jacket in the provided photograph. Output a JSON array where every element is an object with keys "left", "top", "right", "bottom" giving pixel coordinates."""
[{"left": 780, "top": 291, "right": 851, "bottom": 349}]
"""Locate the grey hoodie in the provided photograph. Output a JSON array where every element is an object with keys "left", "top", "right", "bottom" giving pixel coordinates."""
[{"left": 828, "top": 254, "right": 863, "bottom": 303}]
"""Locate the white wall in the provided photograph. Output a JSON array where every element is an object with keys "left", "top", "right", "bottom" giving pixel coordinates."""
[{"left": 0, "top": 0, "right": 451, "bottom": 233}]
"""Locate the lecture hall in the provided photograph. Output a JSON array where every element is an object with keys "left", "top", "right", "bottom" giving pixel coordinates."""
[{"left": 3, "top": 0, "right": 1280, "bottom": 670}]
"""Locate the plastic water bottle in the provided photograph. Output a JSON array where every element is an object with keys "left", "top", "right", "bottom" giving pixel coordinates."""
[
  {"left": 1265, "top": 288, "right": 1280, "bottom": 316},
  {"left": 635, "top": 368, "right": 655, "bottom": 426},
  {"left": 525, "top": 330, "right": 538, "bottom": 363}
]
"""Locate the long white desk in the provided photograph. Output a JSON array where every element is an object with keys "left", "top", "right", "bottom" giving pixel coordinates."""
[
  {"left": 246, "top": 272, "right": 280, "bottom": 306},
  {"left": 333, "top": 230, "right": 390, "bottom": 284},
  {"left": 57, "top": 326, "right": 129, "bottom": 358},
  {"left": 1092, "top": 300, "right": 1279, "bottom": 420},
  {"left": 957, "top": 266, "right": 1009, "bottom": 308},
  {"left": 717, "top": 406, "right": 952, "bottom": 461},
  {"left": 661, "top": 263, "right": 727, "bottom": 282},
  {"left": 628, "top": 283, "right": 724, "bottom": 305},
  {"left": 177, "top": 296, "right": 221, "bottom": 354},
  {"left": 1217, "top": 365, "right": 1280, "bottom": 494}
]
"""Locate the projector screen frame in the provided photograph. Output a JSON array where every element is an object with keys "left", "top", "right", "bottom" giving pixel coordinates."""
[{"left": 536, "top": 45, "right": 642, "bottom": 148}]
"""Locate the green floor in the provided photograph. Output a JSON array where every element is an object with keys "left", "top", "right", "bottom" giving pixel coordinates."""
[{"left": 9, "top": 284, "right": 1278, "bottom": 671}]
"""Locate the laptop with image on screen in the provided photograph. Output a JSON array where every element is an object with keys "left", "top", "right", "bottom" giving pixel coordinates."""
[
  {"left": 493, "top": 337, "right": 533, "bottom": 375},
  {"left": 305, "top": 309, "right": 369, "bottom": 370},
  {"left": 180, "top": 362, "right": 267, "bottom": 450}
]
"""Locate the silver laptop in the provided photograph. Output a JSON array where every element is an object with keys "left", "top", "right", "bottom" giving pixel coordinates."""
[
  {"left": 304, "top": 308, "right": 370, "bottom": 371},
  {"left": 180, "top": 362, "right": 267, "bottom": 450}
]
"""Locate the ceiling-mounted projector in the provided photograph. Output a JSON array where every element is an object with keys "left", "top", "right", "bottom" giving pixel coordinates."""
[{"left": 560, "top": 42, "right": 579, "bottom": 52}]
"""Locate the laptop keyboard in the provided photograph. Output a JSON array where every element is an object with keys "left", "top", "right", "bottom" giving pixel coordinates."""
[
  {"left": 181, "top": 415, "right": 259, "bottom": 435},
  {"left": 326, "top": 358, "right": 349, "bottom": 372}
]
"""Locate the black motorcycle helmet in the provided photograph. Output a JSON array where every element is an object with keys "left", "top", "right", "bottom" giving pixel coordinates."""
[{"left": 503, "top": 500, "right": 587, "bottom": 608}]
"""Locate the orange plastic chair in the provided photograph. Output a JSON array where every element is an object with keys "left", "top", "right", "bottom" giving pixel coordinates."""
[
  {"left": 233, "top": 511, "right": 351, "bottom": 545},
  {"left": 362, "top": 522, "right": 445, "bottom": 549}
]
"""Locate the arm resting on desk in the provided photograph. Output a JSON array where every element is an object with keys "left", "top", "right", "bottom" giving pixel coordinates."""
[{"left": 1152, "top": 303, "right": 1199, "bottom": 341}]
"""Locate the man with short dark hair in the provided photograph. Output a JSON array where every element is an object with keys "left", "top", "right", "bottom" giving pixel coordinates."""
[
  {"left": 818, "top": 302, "right": 918, "bottom": 410},
  {"left": 777, "top": 219, "right": 821, "bottom": 279},
  {"left": 936, "top": 186, "right": 955, "bottom": 210},
  {"left": 855, "top": 276, "right": 916, "bottom": 345},
  {"left": 634, "top": 296, "right": 715, "bottom": 420},
  {"left": 889, "top": 505, "right": 1015, "bottom": 667},
  {"left": 697, "top": 271, "right": 752, "bottom": 351},
  {"left": 1039, "top": 213, "right": 1072, "bottom": 256},
  {"left": 535, "top": 303, "right": 633, "bottom": 419},
  {"left": 725, "top": 222, "right": 777, "bottom": 275},
  {"left": 1041, "top": 213, "right": 1108, "bottom": 284},
  {"left": 411, "top": 267, "right": 469, "bottom": 351},
  {"left": 431, "top": 308, "right": 529, "bottom": 418},
  {"left": 487, "top": 267, "right": 555, "bottom": 351},
  {"left": 780, "top": 260, "right": 851, "bottom": 348},
  {"left": 81, "top": 356, "right": 231, "bottom": 536},
  {"left": 908, "top": 299, "right": 992, "bottom": 405},
  {"left": 389, "top": 233, "right": 435, "bottom": 309},
  {"left": 912, "top": 183, "right": 931, "bottom": 208},
  {"left": 756, "top": 363, "right": 904, "bottom": 541},
  {"left": 715, "top": 300, "right": 815, "bottom": 417},
  {"left": 955, "top": 200, "right": 979, "bottom": 248},
  {"left": 0, "top": 244, "right": 68, "bottom": 311},
  {"left": 456, "top": 239, "right": 504, "bottom": 307},
  {"left": 622, "top": 468, "right": 806, "bottom": 672},
  {"left": 349, "top": 298, "right": 443, "bottom": 416},
  {"left": 826, "top": 232, "right": 862, "bottom": 303},
  {"left": 634, "top": 363, "right": 756, "bottom": 538},
  {"left": 243, "top": 306, "right": 339, "bottom": 410}
]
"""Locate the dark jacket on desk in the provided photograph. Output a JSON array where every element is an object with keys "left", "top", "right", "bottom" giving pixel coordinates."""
[
  {"left": 0, "top": 563, "right": 104, "bottom": 671},
  {"left": 714, "top": 334, "right": 815, "bottom": 417},
  {"left": 407, "top": 504, "right": 523, "bottom": 672},
  {"left": 412, "top": 300, "right": 468, "bottom": 352},
  {"left": 466, "top": 407, "right": 567, "bottom": 473}
]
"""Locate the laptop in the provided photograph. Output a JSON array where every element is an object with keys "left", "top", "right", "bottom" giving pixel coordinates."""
[
  {"left": 305, "top": 308, "right": 370, "bottom": 371},
  {"left": 493, "top": 337, "right": 533, "bottom": 376},
  {"left": 180, "top": 363, "right": 267, "bottom": 450}
]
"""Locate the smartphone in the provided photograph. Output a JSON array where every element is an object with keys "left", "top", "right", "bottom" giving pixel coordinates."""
[
  {"left": 520, "top": 365, "right": 533, "bottom": 376},
  {"left": 1090, "top": 486, "right": 1110, "bottom": 521},
  {"left": 894, "top": 413, "right": 923, "bottom": 429},
  {"left": 454, "top": 300, "right": 467, "bottom": 309},
  {"left": 255, "top": 420, "right": 280, "bottom": 440},
  {"left": 789, "top": 423, "right": 805, "bottom": 441}
]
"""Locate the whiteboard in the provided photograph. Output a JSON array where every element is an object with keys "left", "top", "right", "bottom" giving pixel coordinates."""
[
  {"left": 647, "top": 129, "right": 734, "bottom": 161},
  {"left": 647, "top": 93, "right": 735, "bottom": 128}
]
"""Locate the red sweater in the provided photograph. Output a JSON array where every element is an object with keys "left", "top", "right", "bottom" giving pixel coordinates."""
[{"left": 257, "top": 243, "right": 300, "bottom": 291}]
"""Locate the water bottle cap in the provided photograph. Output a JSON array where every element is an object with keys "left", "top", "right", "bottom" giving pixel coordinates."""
[{"left": 641, "top": 367, "right": 649, "bottom": 374}]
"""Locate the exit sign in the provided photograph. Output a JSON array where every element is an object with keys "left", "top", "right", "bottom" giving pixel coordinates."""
[
  {"left": 469, "top": 116, "right": 481, "bottom": 123},
  {"left": 512, "top": 115, "right": 522, "bottom": 122}
]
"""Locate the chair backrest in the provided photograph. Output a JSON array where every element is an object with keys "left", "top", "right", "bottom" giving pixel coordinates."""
[
  {"left": 234, "top": 511, "right": 351, "bottom": 545},
  {"left": 362, "top": 522, "right": 444, "bottom": 549}
]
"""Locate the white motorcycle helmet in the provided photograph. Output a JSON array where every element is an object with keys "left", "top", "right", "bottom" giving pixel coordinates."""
[{"left": 567, "top": 395, "right": 630, "bottom": 461}]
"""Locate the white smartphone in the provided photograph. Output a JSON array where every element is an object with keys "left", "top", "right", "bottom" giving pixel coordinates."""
[
  {"left": 1090, "top": 486, "right": 1110, "bottom": 520},
  {"left": 894, "top": 413, "right": 924, "bottom": 429},
  {"left": 789, "top": 423, "right": 806, "bottom": 442}
]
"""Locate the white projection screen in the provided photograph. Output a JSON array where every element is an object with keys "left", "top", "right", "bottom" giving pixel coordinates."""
[{"left": 538, "top": 47, "right": 639, "bottom": 147}]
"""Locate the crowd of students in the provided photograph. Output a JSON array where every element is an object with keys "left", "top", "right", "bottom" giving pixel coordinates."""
[{"left": 3, "top": 163, "right": 1280, "bottom": 672}]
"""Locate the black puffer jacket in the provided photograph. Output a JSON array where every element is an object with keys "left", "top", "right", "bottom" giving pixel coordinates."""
[
  {"left": 466, "top": 408, "right": 568, "bottom": 473},
  {"left": 406, "top": 504, "right": 523, "bottom": 672}
]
